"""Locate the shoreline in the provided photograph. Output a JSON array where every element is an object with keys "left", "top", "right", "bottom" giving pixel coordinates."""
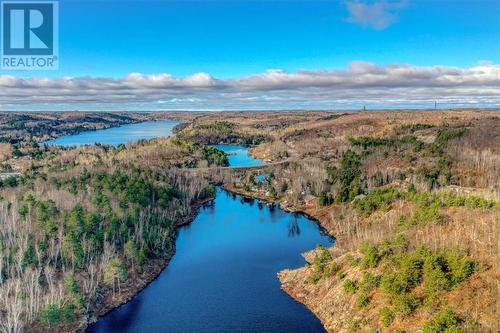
[
  {"left": 82, "top": 196, "right": 214, "bottom": 332},
  {"left": 44, "top": 118, "right": 184, "bottom": 146},
  {"left": 88, "top": 184, "right": 333, "bottom": 333},
  {"left": 221, "top": 184, "right": 337, "bottom": 333},
  {"left": 222, "top": 184, "right": 335, "bottom": 233}
]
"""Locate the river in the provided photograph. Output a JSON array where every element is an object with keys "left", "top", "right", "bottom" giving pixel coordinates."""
[{"left": 52, "top": 121, "right": 331, "bottom": 332}]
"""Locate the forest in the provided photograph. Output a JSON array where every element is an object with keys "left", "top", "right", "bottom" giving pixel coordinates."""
[
  {"left": 0, "top": 135, "right": 224, "bottom": 332},
  {"left": 210, "top": 110, "right": 499, "bottom": 332},
  {"left": 0, "top": 109, "right": 498, "bottom": 333}
]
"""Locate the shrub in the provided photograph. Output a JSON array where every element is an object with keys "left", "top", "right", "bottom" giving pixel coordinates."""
[
  {"left": 422, "top": 307, "right": 463, "bottom": 333},
  {"left": 318, "top": 192, "right": 333, "bottom": 206},
  {"left": 397, "top": 253, "right": 424, "bottom": 289},
  {"left": 307, "top": 246, "right": 334, "bottom": 283},
  {"left": 423, "top": 249, "right": 475, "bottom": 299},
  {"left": 354, "top": 188, "right": 403, "bottom": 216},
  {"left": 409, "top": 203, "right": 443, "bottom": 225},
  {"left": 39, "top": 304, "right": 61, "bottom": 327},
  {"left": 343, "top": 279, "right": 358, "bottom": 294},
  {"left": 356, "top": 293, "right": 370, "bottom": 308},
  {"left": 21, "top": 241, "right": 38, "bottom": 268},
  {"left": 445, "top": 251, "right": 475, "bottom": 285},
  {"left": 359, "top": 241, "right": 380, "bottom": 268},
  {"left": 64, "top": 274, "right": 79, "bottom": 295},
  {"left": 380, "top": 273, "right": 407, "bottom": 297},
  {"left": 393, "top": 293, "right": 420, "bottom": 318},
  {"left": 379, "top": 307, "right": 394, "bottom": 327},
  {"left": 337, "top": 271, "right": 346, "bottom": 280},
  {"left": 62, "top": 303, "right": 75, "bottom": 321},
  {"left": 359, "top": 272, "right": 380, "bottom": 293},
  {"left": 378, "top": 235, "right": 409, "bottom": 258},
  {"left": 346, "top": 254, "right": 360, "bottom": 267},
  {"left": 346, "top": 318, "right": 360, "bottom": 332}
]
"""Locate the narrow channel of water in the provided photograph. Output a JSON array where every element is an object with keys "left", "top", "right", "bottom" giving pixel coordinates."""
[
  {"left": 212, "top": 144, "right": 264, "bottom": 167},
  {"left": 45, "top": 119, "right": 181, "bottom": 146},
  {"left": 88, "top": 188, "right": 331, "bottom": 333}
]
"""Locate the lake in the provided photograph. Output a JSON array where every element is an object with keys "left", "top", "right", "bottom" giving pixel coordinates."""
[
  {"left": 88, "top": 188, "right": 331, "bottom": 333},
  {"left": 52, "top": 124, "right": 331, "bottom": 332},
  {"left": 212, "top": 144, "right": 264, "bottom": 167},
  {"left": 45, "top": 119, "right": 181, "bottom": 146}
]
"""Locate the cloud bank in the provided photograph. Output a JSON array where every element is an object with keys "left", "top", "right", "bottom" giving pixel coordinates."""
[
  {"left": 1, "top": 62, "right": 499, "bottom": 111},
  {"left": 346, "top": 0, "right": 408, "bottom": 30}
]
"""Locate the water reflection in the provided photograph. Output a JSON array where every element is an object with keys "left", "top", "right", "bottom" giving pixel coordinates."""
[
  {"left": 94, "top": 297, "right": 143, "bottom": 332},
  {"left": 288, "top": 218, "right": 301, "bottom": 238},
  {"left": 89, "top": 188, "right": 332, "bottom": 333}
]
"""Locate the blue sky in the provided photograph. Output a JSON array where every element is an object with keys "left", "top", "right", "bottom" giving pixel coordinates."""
[
  {"left": 42, "top": 0, "right": 500, "bottom": 77},
  {"left": 1, "top": 0, "right": 499, "bottom": 110}
]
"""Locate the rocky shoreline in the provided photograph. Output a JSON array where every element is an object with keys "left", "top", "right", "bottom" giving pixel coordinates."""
[{"left": 221, "top": 184, "right": 337, "bottom": 333}]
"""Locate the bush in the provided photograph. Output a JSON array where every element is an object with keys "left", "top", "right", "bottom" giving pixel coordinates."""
[
  {"left": 359, "top": 241, "right": 380, "bottom": 268},
  {"left": 62, "top": 303, "right": 75, "bottom": 321},
  {"left": 359, "top": 272, "right": 380, "bottom": 293},
  {"left": 397, "top": 253, "right": 424, "bottom": 289},
  {"left": 39, "top": 304, "right": 61, "bottom": 327},
  {"left": 307, "top": 245, "right": 334, "bottom": 283},
  {"left": 378, "top": 235, "right": 409, "bottom": 258},
  {"left": 318, "top": 192, "right": 333, "bottom": 206},
  {"left": 409, "top": 203, "right": 443, "bottom": 225},
  {"left": 64, "top": 274, "right": 79, "bottom": 295},
  {"left": 422, "top": 307, "right": 463, "bottom": 333},
  {"left": 379, "top": 307, "right": 394, "bottom": 327},
  {"left": 346, "top": 318, "right": 360, "bottom": 332},
  {"left": 356, "top": 293, "right": 370, "bottom": 308},
  {"left": 392, "top": 293, "right": 420, "bottom": 318},
  {"left": 380, "top": 251, "right": 423, "bottom": 298},
  {"left": 380, "top": 273, "right": 407, "bottom": 297},
  {"left": 346, "top": 254, "right": 360, "bottom": 267},
  {"left": 354, "top": 188, "right": 403, "bottom": 216},
  {"left": 343, "top": 279, "right": 358, "bottom": 294},
  {"left": 423, "top": 249, "right": 475, "bottom": 299},
  {"left": 446, "top": 251, "right": 475, "bottom": 285}
]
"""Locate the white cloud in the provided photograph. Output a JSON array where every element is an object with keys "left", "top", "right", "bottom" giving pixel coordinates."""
[
  {"left": 345, "top": 0, "right": 408, "bottom": 30},
  {"left": 1, "top": 62, "right": 499, "bottom": 110}
]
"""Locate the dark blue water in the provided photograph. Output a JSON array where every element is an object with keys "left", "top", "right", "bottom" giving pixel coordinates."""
[
  {"left": 88, "top": 188, "right": 332, "bottom": 333},
  {"left": 212, "top": 144, "right": 264, "bottom": 167},
  {"left": 46, "top": 120, "right": 181, "bottom": 146}
]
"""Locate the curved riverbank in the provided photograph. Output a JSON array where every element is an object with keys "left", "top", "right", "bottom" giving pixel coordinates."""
[
  {"left": 83, "top": 195, "right": 214, "bottom": 332},
  {"left": 89, "top": 187, "right": 332, "bottom": 333},
  {"left": 220, "top": 184, "right": 338, "bottom": 333}
]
